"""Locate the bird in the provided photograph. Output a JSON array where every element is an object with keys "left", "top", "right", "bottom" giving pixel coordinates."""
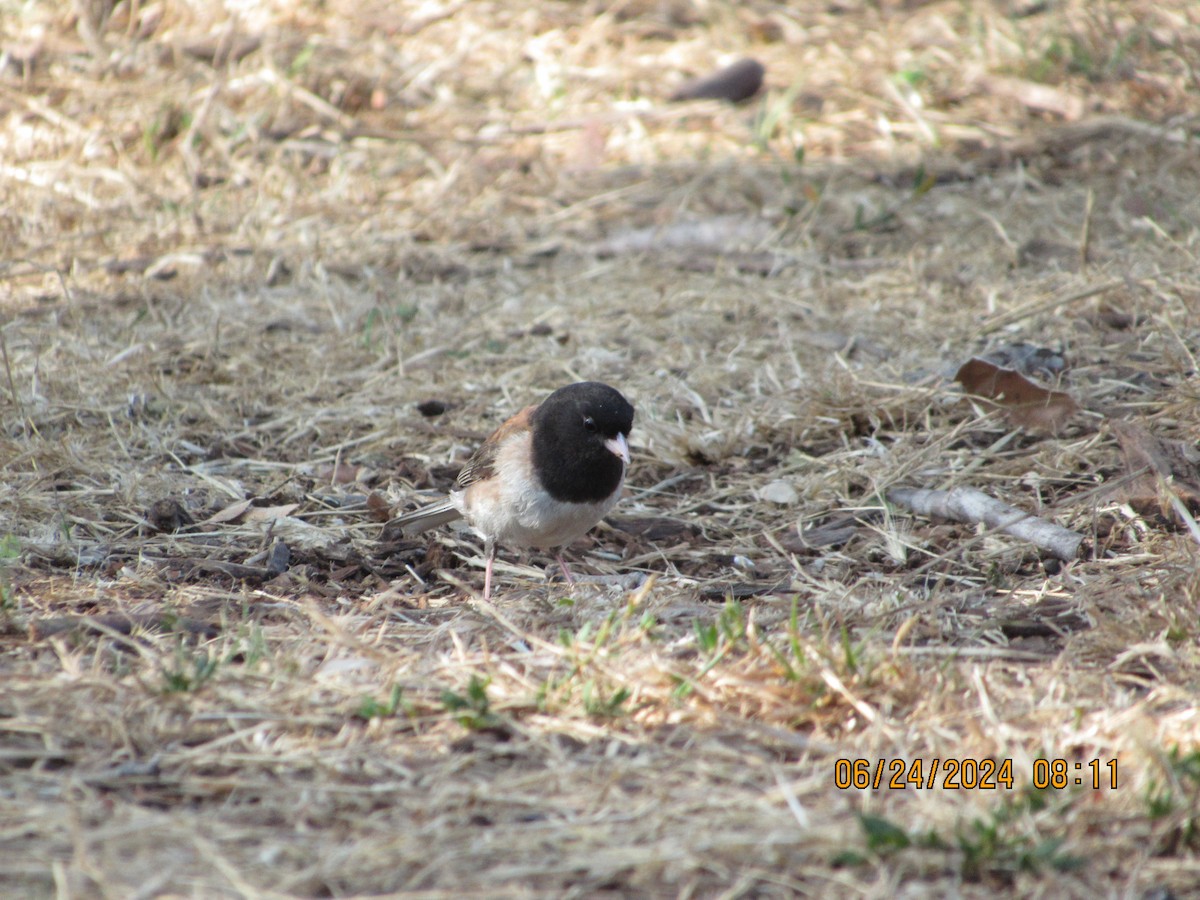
[{"left": 393, "top": 381, "right": 634, "bottom": 600}]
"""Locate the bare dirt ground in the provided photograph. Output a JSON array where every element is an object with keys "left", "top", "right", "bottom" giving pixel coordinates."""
[{"left": 3, "top": 1, "right": 1200, "bottom": 896}]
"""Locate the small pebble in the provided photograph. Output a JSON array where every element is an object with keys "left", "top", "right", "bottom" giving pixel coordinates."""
[
  {"left": 416, "top": 399, "right": 448, "bottom": 417},
  {"left": 758, "top": 479, "right": 799, "bottom": 506}
]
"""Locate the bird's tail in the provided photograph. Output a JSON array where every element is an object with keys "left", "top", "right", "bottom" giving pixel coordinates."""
[{"left": 391, "top": 499, "right": 461, "bottom": 536}]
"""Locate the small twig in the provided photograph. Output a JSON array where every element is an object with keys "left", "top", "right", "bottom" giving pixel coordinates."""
[
  {"left": 1079, "top": 186, "right": 1094, "bottom": 270},
  {"left": 895, "top": 645, "right": 1055, "bottom": 662},
  {"left": 330, "top": 443, "right": 344, "bottom": 489},
  {"left": 0, "top": 328, "right": 27, "bottom": 429},
  {"left": 888, "top": 486, "right": 1086, "bottom": 561}
]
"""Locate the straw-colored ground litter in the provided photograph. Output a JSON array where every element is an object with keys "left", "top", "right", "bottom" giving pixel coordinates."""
[{"left": 2, "top": 1, "right": 1200, "bottom": 896}]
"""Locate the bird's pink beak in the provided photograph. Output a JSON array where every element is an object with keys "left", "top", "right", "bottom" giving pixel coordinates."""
[{"left": 605, "top": 432, "right": 630, "bottom": 466}]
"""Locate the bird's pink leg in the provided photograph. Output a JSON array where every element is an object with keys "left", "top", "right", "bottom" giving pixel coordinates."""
[
  {"left": 555, "top": 553, "right": 575, "bottom": 585},
  {"left": 483, "top": 540, "right": 496, "bottom": 600}
]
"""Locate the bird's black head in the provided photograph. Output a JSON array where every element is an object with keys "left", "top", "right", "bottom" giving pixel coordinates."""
[{"left": 531, "top": 381, "right": 634, "bottom": 504}]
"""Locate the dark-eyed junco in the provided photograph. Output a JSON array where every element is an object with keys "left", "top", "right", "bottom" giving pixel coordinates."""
[{"left": 394, "top": 381, "right": 634, "bottom": 599}]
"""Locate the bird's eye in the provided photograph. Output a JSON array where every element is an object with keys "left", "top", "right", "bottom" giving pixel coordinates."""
[{"left": 582, "top": 416, "right": 597, "bottom": 433}]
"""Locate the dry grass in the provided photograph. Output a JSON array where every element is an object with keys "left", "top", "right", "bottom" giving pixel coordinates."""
[{"left": 3, "top": 0, "right": 1200, "bottom": 896}]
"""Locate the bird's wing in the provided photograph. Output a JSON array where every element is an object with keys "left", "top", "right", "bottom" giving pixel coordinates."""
[{"left": 455, "top": 403, "right": 536, "bottom": 489}]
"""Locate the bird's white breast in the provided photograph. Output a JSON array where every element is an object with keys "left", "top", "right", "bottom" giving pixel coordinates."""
[{"left": 455, "top": 430, "right": 624, "bottom": 550}]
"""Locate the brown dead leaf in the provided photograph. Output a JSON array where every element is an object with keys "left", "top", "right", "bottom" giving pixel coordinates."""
[
  {"left": 366, "top": 492, "right": 392, "bottom": 523},
  {"left": 243, "top": 503, "right": 300, "bottom": 523},
  {"left": 955, "top": 357, "right": 1079, "bottom": 433},
  {"left": 316, "top": 462, "right": 363, "bottom": 484},
  {"left": 200, "top": 498, "right": 253, "bottom": 526}
]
